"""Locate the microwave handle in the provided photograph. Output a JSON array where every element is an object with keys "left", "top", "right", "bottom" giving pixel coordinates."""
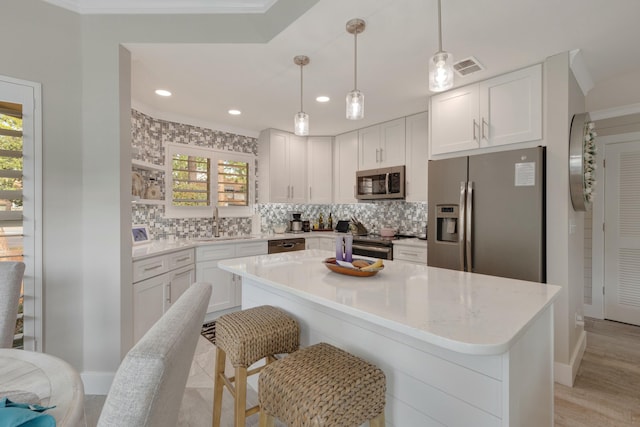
[{"left": 386, "top": 173, "right": 390, "bottom": 194}]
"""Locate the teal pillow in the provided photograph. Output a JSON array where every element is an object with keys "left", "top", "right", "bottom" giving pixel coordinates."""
[{"left": 0, "top": 398, "right": 55, "bottom": 427}]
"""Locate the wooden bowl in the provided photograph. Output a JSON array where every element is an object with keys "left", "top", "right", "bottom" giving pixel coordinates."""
[{"left": 322, "top": 257, "right": 384, "bottom": 277}]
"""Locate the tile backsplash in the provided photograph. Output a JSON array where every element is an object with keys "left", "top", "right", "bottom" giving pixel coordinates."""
[{"left": 131, "top": 109, "right": 427, "bottom": 239}]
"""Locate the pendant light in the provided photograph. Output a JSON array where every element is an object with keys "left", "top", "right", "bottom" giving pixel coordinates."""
[
  {"left": 346, "top": 18, "right": 365, "bottom": 120},
  {"left": 429, "top": 0, "right": 454, "bottom": 92},
  {"left": 294, "top": 55, "right": 310, "bottom": 136}
]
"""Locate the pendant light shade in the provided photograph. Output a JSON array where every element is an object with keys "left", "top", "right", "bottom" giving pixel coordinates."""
[
  {"left": 293, "top": 55, "right": 310, "bottom": 136},
  {"left": 294, "top": 111, "right": 309, "bottom": 136},
  {"left": 429, "top": 0, "right": 454, "bottom": 92},
  {"left": 346, "top": 18, "right": 365, "bottom": 120}
]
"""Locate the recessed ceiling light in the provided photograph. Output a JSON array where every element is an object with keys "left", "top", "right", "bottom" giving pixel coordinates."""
[
  {"left": 316, "top": 96, "right": 330, "bottom": 103},
  {"left": 228, "top": 109, "right": 242, "bottom": 115},
  {"left": 155, "top": 89, "right": 172, "bottom": 97}
]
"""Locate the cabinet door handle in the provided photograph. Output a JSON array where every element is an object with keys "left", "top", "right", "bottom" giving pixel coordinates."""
[
  {"left": 376, "top": 148, "right": 380, "bottom": 163},
  {"left": 399, "top": 251, "right": 418, "bottom": 257},
  {"left": 379, "top": 148, "right": 383, "bottom": 163},
  {"left": 166, "top": 284, "right": 171, "bottom": 304},
  {"left": 309, "top": 187, "right": 312, "bottom": 200},
  {"left": 143, "top": 264, "right": 163, "bottom": 272},
  {"left": 175, "top": 256, "right": 190, "bottom": 263},
  {"left": 287, "top": 185, "right": 290, "bottom": 198},
  {"left": 482, "top": 118, "right": 488, "bottom": 140},
  {"left": 473, "top": 119, "right": 479, "bottom": 141}
]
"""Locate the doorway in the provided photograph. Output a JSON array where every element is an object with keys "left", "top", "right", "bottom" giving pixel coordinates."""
[
  {"left": 602, "top": 137, "right": 640, "bottom": 325},
  {"left": 0, "top": 76, "right": 42, "bottom": 350}
]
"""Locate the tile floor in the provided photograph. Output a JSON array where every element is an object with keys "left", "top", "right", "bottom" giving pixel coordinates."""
[{"left": 85, "top": 318, "right": 640, "bottom": 426}]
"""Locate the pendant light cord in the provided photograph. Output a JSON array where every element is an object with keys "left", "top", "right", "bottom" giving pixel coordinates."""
[
  {"left": 300, "top": 63, "right": 304, "bottom": 112},
  {"left": 354, "top": 31, "right": 358, "bottom": 90},
  {"left": 437, "top": 0, "right": 443, "bottom": 52}
]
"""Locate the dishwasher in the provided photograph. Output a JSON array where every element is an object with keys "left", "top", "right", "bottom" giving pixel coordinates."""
[{"left": 267, "top": 238, "right": 306, "bottom": 254}]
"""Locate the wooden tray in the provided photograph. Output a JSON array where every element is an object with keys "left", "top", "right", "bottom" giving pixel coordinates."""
[{"left": 322, "top": 257, "right": 384, "bottom": 277}]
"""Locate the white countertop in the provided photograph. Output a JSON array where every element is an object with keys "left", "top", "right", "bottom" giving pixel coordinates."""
[
  {"left": 131, "top": 231, "right": 422, "bottom": 260},
  {"left": 218, "top": 250, "right": 560, "bottom": 356}
]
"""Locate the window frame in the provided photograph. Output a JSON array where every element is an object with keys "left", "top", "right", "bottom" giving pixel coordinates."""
[{"left": 165, "top": 143, "right": 254, "bottom": 218}]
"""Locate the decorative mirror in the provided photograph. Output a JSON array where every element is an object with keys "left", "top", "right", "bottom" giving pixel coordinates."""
[{"left": 569, "top": 112, "right": 597, "bottom": 212}]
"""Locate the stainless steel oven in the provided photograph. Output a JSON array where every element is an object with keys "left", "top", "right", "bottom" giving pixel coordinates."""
[{"left": 352, "top": 236, "right": 394, "bottom": 260}]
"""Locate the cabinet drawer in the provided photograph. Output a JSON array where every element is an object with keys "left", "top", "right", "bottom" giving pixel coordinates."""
[
  {"left": 167, "top": 248, "right": 195, "bottom": 270},
  {"left": 394, "top": 245, "right": 428, "bottom": 264},
  {"left": 133, "top": 255, "right": 168, "bottom": 283},
  {"left": 196, "top": 244, "right": 236, "bottom": 261},
  {"left": 235, "top": 241, "right": 268, "bottom": 257}
]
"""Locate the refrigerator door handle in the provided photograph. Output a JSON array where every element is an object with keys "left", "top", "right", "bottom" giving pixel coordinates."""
[
  {"left": 459, "top": 181, "right": 466, "bottom": 271},
  {"left": 466, "top": 181, "right": 474, "bottom": 272}
]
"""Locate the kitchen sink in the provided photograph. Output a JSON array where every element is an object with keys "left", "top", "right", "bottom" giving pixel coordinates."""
[{"left": 192, "top": 236, "right": 257, "bottom": 242}]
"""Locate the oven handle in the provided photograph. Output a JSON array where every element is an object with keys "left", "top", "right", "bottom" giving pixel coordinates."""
[{"left": 352, "top": 244, "right": 392, "bottom": 254}]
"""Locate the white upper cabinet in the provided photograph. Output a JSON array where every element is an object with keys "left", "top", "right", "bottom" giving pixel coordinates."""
[
  {"left": 333, "top": 131, "right": 358, "bottom": 204},
  {"left": 405, "top": 112, "right": 428, "bottom": 202},
  {"left": 358, "top": 117, "right": 406, "bottom": 170},
  {"left": 430, "top": 64, "right": 542, "bottom": 157},
  {"left": 479, "top": 65, "right": 542, "bottom": 147},
  {"left": 258, "top": 129, "right": 307, "bottom": 203},
  {"left": 307, "top": 136, "right": 333, "bottom": 204}
]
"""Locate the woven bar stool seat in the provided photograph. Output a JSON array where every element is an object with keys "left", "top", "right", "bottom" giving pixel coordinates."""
[
  {"left": 258, "top": 342, "right": 386, "bottom": 427},
  {"left": 212, "top": 305, "right": 299, "bottom": 427}
]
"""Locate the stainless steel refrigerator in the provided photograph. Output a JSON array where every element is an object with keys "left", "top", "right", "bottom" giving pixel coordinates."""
[{"left": 427, "top": 146, "right": 545, "bottom": 282}]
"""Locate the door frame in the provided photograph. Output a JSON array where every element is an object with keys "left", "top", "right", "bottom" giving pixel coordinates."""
[
  {"left": 586, "top": 131, "right": 640, "bottom": 319},
  {"left": 0, "top": 75, "right": 43, "bottom": 350}
]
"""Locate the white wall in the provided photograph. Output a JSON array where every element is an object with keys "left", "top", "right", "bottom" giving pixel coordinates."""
[
  {"left": 1, "top": 0, "right": 84, "bottom": 367},
  {"left": 2, "top": 0, "right": 319, "bottom": 392},
  {"left": 544, "top": 52, "right": 586, "bottom": 386}
]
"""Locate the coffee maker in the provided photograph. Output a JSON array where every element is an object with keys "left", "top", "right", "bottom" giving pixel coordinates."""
[{"left": 289, "top": 212, "right": 303, "bottom": 233}]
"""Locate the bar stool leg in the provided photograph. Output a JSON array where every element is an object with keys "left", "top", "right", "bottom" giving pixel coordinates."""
[
  {"left": 212, "top": 347, "right": 226, "bottom": 427},
  {"left": 259, "top": 411, "right": 275, "bottom": 427},
  {"left": 234, "top": 366, "right": 248, "bottom": 427},
  {"left": 370, "top": 412, "right": 385, "bottom": 427}
]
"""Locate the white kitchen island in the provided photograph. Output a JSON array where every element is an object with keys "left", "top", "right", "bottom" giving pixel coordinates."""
[{"left": 218, "top": 250, "right": 561, "bottom": 427}]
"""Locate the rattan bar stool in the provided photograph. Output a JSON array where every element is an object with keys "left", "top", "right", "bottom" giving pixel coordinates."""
[
  {"left": 212, "top": 305, "right": 300, "bottom": 427},
  {"left": 258, "top": 342, "right": 386, "bottom": 427}
]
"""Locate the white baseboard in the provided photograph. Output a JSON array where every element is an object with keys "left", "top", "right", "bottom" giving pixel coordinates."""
[
  {"left": 81, "top": 371, "right": 115, "bottom": 395},
  {"left": 554, "top": 330, "right": 587, "bottom": 386}
]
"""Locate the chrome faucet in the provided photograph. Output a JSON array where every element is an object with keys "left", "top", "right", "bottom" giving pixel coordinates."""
[{"left": 213, "top": 206, "right": 220, "bottom": 238}]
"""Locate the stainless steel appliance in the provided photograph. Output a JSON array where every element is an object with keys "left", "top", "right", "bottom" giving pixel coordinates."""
[
  {"left": 289, "top": 212, "right": 303, "bottom": 233},
  {"left": 268, "top": 238, "right": 306, "bottom": 254},
  {"left": 352, "top": 235, "right": 394, "bottom": 260},
  {"left": 356, "top": 165, "right": 405, "bottom": 200},
  {"left": 427, "top": 147, "right": 545, "bottom": 282}
]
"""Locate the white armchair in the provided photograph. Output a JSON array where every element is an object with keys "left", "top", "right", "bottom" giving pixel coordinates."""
[
  {"left": 0, "top": 261, "right": 25, "bottom": 348},
  {"left": 97, "top": 281, "right": 212, "bottom": 427}
]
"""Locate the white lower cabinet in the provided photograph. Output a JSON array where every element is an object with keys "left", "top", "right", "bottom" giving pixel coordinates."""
[
  {"left": 132, "top": 248, "right": 195, "bottom": 342},
  {"left": 318, "top": 236, "right": 334, "bottom": 252},
  {"left": 196, "top": 241, "right": 267, "bottom": 314},
  {"left": 393, "top": 243, "right": 427, "bottom": 265},
  {"left": 305, "top": 237, "right": 319, "bottom": 250}
]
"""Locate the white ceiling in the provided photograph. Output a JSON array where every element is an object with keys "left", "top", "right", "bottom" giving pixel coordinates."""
[{"left": 52, "top": 0, "right": 640, "bottom": 137}]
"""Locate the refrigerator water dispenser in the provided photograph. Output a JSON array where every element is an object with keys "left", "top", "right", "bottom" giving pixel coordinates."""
[{"left": 436, "top": 205, "right": 459, "bottom": 242}]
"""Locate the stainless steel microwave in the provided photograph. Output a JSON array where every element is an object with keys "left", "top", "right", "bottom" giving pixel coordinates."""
[{"left": 355, "top": 165, "right": 405, "bottom": 200}]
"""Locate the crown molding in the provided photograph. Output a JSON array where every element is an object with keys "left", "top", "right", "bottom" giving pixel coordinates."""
[{"left": 41, "top": 0, "right": 278, "bottom": 14}]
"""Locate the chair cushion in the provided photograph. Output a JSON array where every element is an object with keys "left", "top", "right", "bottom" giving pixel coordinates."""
[
  {"left": 215, "top": 305, "right": 299, "bottom": 367},
  {"left": 259, "top": 342, "right": 386, "bottom": 427}
]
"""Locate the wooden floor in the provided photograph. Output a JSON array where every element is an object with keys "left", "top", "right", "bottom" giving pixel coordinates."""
[{"left": 554, "top": 317, "right": 640, "bottom": 426}]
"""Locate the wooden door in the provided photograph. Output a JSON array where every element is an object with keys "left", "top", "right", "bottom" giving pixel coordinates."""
[{"left": 604, "top": 139, "right": 640, "bottom": 325}]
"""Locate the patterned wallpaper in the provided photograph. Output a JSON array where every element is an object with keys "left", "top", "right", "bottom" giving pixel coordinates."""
[{"left": 131, "top": 109, "right": 427, "bottom": 239}]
